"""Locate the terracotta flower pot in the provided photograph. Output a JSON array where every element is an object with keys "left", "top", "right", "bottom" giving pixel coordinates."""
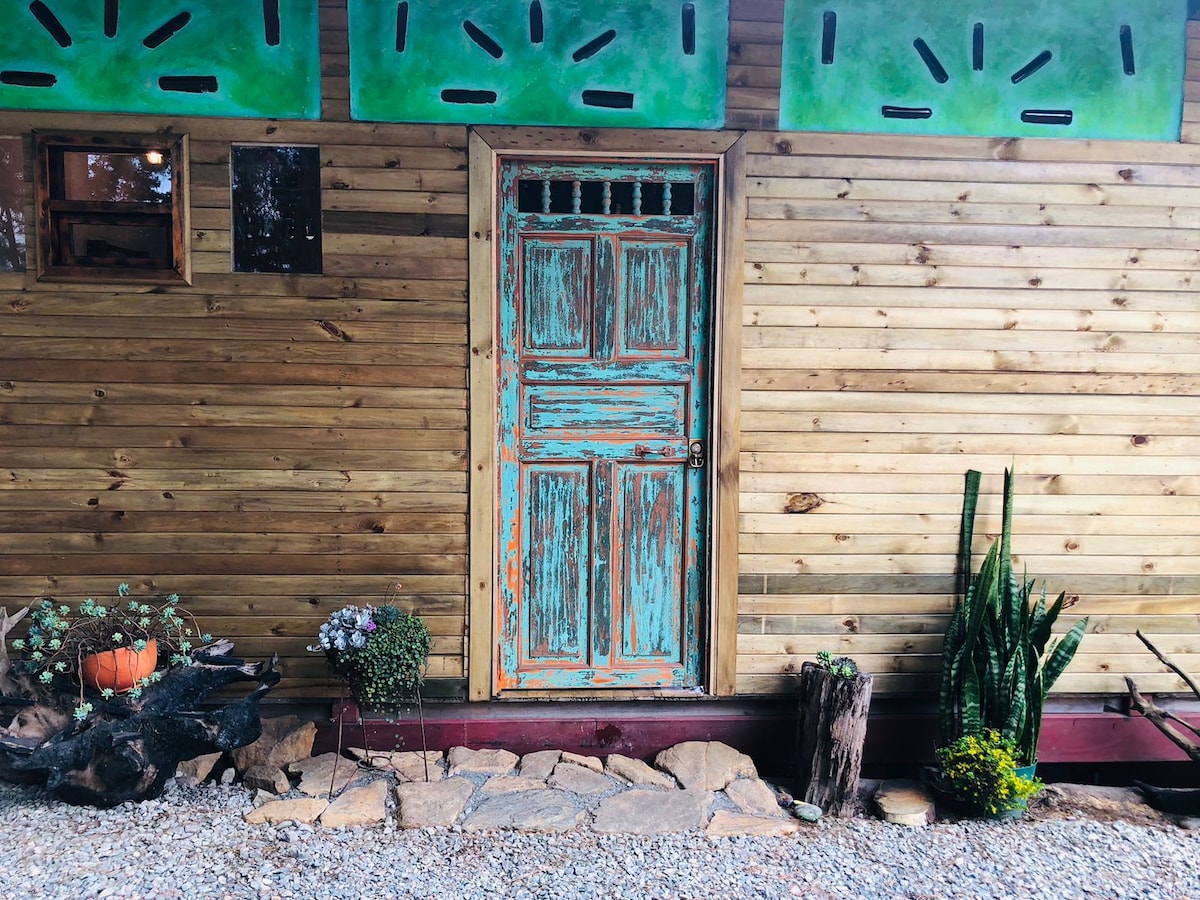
[{"left": 80, "top": 638, "right": 158, "bottom": 693}]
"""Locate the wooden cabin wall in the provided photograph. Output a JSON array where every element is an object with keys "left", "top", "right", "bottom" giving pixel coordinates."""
[
  {"left": 731, "top": 3, "right": 1200, "bottom": 696},
  {"left": 0, "top": 0, "right": 1196, "bottom": 702},
  {"left": 0, "top": 0, "right": 472, "bottom": 698}
]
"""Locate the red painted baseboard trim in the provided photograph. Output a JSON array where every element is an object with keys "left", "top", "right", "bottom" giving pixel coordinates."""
[{"left": 315, "top": 701, "right": 1199, "bottom": 772}]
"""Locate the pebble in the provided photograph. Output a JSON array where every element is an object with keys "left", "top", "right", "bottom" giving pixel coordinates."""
[{"left": 0, "top": 779, "right": 1198, "bottom": 899}]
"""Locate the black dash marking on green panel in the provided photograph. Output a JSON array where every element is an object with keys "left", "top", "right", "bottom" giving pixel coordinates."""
[
  {"left": 463, "top": 20, "right": 503, "bottom": 58},
  {"left": 29, "top": 1, "right": 71, "bottom": 47},
  {"left": 159, "top": 75, "right": 218, "bottom": 93},
  {"left": 1021, "top": 108, "right": 1072, "bottom": 125},
  {"left": 263, "top": 0, "right": 280, "bottom": 46},
  {"left": 1011, "top": 50, "right": 1052, "bottom": 84},
  {"left": 143, "top": 11, "right": 192, "bottom": 49},
  {"left": 396, "top": 2, "right": 408, "bottom": 51},
  {"left": 582, "top": 89, "right": 633, "bottom": 108},
  {"left": 529, "top": 1, "right": 543, "bottom": 43},
  {"left": 1120, "top": 25, "right": 1135, "bottom": 75},
  {"left": 441, "top": 88, "right": 497, "bottom": 103},
  {"left": 821, "top": 11, "right": 836, "bottom": 64},
  {"left": 972, "top": 23, "right": 984, "bottom": 71},
  {"left": 913, "top": 38, "right": 948, "bottom": 83},
  {"left": 573, "top": 29, "right": 616, "bottom": 62},
  {"left": 882, "top": 105, "right": 932, "bottom": 119},
  {"left": 682, "top": 3, "right": 696, "bottom": 55},
  {"left": 1, "top": 70, "right": 56, "bottom": 86},
  {"left": 104, "top": 0, "right": 118, "bottom": 38}
]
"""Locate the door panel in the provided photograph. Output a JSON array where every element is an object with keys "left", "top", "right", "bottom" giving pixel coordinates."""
[
  {"left": 522, "top": 464, "right": 591, "bottom": 665},
  {"left": 618, "top": 240, "right": 689, "bottom": 358},
  {"left": 497, "top": 160, "right": 713, "bottom": 692},
  {"left": 522, "top": 238, "right": 593, "bottom": 357},
  {"left": 617, "top": 464, "right": 685, "bottom": 662}
]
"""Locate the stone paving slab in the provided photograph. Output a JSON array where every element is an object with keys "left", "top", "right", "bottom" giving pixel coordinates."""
[
  {"left": 593, "top": 788, "right": 713, "bottom": 834},
  {"left": 462, "top": 788, "right": 586, "bottom": 832},
  {"left": 548, "top": 762, "right": 615, "bottom": 796},
  {"left": 320, "top": 779, "right": 388, "bottom": 828},
  {"left": 518, "top": 750, "right": 561, "bottom": 780},
  {"left": 706, "top": 810, "right": 802, "bottom": 837},
  {"left": 244, "top": 740, "right": 812, "bottom": 837},
  {"left": 395, "top": 777, "right": 475, "bottom": 828}
]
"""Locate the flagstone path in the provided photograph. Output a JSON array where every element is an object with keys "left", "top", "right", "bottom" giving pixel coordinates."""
[{"left": 243, "top": 740, "right": 814, "bottom": 836}]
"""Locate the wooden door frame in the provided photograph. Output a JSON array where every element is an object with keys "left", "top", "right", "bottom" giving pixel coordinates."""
[{"left": 467, "top": 126, "right": 745, "bottom": 701}]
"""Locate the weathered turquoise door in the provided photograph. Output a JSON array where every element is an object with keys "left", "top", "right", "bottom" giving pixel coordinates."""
[{"left": 497, "top": 159, "right": 714, "bottom": 691}]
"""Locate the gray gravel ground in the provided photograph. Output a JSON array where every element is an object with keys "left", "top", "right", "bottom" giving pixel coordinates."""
[{"left": 2, "top": 778, "right": 1198, "bottom": 900}]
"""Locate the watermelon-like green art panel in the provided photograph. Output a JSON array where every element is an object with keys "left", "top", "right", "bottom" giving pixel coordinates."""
[
  {"left": 780, "top": 0, "right": 1187, "bottom": 141},
  {"left": 349, "top": 0, "right": 728, "bottom": 128},
  {"left": 0, "top": 0, "right": 320, "bottom": 119}
]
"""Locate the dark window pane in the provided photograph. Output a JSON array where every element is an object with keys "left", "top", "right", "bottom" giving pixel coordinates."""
[
  {"left": 60, "top": 217, "right": 172, "bottom": 268},
  {"left": 35, "top": 132, "right": 186, "bottom": 281},
  {"left": 60, "top": 150, "right": 171, "bottom": 203},
  {"left": 232, "top": 144, "right": 322, "bottom": 274},
  {"left": 0, "top": 137, "right": 26, "bottom": 272}
]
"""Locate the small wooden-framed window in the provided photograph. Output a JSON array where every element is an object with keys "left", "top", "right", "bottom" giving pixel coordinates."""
[
  {"left": 230, "top": 144, "right": 322, "bottom": 274},
  {"left": 34, "top": 132, "right": 189, "bottom": 282},
  {"left": 0, "top": 136, "right": 26, "bottom": 273}
]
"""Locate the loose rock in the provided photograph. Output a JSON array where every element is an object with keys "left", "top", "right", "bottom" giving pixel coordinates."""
[
  {"left": 480, "top": 775, "right": 547, "bottom": 795},
  {"left": 725, "top": 778, "right": 788, "bottom": 819},
  {"left": 518, "top": 749, "right": 561, "bottom": 780},
  {"left": 176, "top": 752, "right": 223, "bottom": 784},
  {"left": 230, "top": 716, "right": 316, "bottom": 775},
  {"left": 548, "top": 762, "right": 614, "bottom": 796},
  {"left": 395, "top": 777, "right": 474, "bottom": 828},
  {"left": 243, "top": 764, "right": 291, "bottom": 795},
  {"left": 875, "top": 779, "right": 936, "bottom": 826},
  {"left": 654, "top": 741, "right": 757, "bottom": 791},
  {"left": 561, "top": 751, "right": 604, "bottom": 773},
  {"left": 244, "top": 798, "right": 328, "bottom": 826},
  {"left": 320, "top": 779, "right": 388, "bottom": 828},
  {"left": 604, "top": 753, "right": 677, "bottom": 789},
  {"left": 593, "top": 789, "right": 713, "bottom": 834},
  {"left": 705, "top": 810, "right": 800, "bottom": 837},
  {"left": 290, "top": 753, "right": 357, "bottom": 798},
  {"left": 462, "top": 789, "right": 585, "bottom": 832},
  {"left": 447, "top": 746, "right": 519, "bottom": 776}
]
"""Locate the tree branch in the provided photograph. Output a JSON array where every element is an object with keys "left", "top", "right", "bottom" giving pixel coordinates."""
[
  {"left": 1135, "top": 630, "right": 1200, "bottom": 700},
  {"left": 1125, "top": 675, "right": 1200, "bottom": 764}
]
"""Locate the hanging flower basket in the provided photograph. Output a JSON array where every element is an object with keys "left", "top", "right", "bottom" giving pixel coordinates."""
[{"left": 80, "top": 638, "right": 158, "bottom": 693}]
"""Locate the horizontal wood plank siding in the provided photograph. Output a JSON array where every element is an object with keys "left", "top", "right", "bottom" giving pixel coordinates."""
[
  {"left": 0, "top": 0, "right": 1196, "bottom": 703},
  {"left": 733, "top": 5, "right": 1200, "bottom": 697},
  {"left": 0, "top": 3, "right": 470, "bottom": 698}
]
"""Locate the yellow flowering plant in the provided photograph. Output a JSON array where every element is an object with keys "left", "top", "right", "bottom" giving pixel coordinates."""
[{"left": 934, "top": 729, "right": 1043, "bottom": 816}]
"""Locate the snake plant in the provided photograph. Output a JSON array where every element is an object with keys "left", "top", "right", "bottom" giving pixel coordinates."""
[{"left": 939, "top": 469, "right": 1089, "bottom": 766}]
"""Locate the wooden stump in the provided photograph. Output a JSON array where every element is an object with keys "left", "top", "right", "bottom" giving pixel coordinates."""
[
  {"left": 795, "top": 661, "right": 873, "bottom": 817},
  {"left": 0, "top": 641, "right": 279, "bottom": 807}
]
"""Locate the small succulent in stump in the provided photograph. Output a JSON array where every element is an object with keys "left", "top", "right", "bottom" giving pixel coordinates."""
[
  {"left": 815, "top": 650, "right": 859, "bottom": 679},
  {"left": 12, "top": 583, "right": 211, "bottom": 719},
  {"left": 796, "top": 651, "right": 872, "bottom": 816}
]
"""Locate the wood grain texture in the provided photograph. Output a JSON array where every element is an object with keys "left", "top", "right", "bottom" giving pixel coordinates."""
[
  {"left": 728, "top": 0, "right": 1200, "bottom": 698},
  {"left": 0, "top": 4, "right": 471, "bottom": 697},
  {"left": 0, "top": 0, "right": 1196, "bottom": 703}
]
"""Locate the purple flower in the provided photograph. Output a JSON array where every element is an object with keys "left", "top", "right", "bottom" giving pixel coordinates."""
[{"left": 365, "top": 619, "right": 377, "bottom": 632}]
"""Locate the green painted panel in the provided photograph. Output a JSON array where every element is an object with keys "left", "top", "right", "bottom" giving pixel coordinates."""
[
  {"left": 0, "top": 0, "right": 319, "bottom": 119},
  {"left": 349, "top": 0, "right": 728, "bottom": 128},
  {"left": 780, "top": 0, "right": 1187, "bottom": 141}
]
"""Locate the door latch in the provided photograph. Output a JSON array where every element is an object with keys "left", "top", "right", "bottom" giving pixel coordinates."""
[{"left": 688, "top": 439, "right": 705, "bottom": 469}]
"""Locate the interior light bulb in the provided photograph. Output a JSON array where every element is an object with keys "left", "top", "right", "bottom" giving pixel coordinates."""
[{"left": 144, "top": 150, "right": 164, "bottom": 166}]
